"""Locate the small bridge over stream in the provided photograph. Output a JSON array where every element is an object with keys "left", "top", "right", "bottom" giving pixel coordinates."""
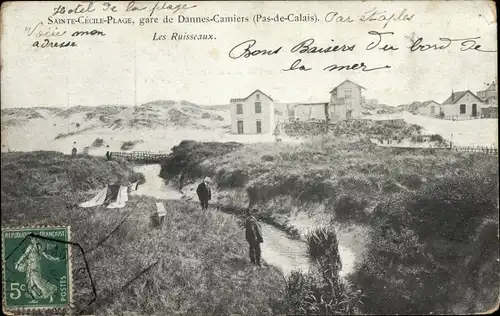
[{"left": 110, "top": 151, "right": 169, "bottom": 164}]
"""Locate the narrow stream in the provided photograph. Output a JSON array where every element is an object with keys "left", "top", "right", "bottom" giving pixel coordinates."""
[{"left": 132, "top": 164, "right": 358, "bottom": 276}]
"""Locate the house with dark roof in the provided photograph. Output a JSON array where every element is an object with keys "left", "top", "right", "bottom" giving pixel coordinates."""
[
  {"left": 441, "top": 90, "right": 484, "bottom": 119},
  {"left": 230, "top": 89, "right": 274, "bottom": 134},
  {"left": 416, "top": 100, "right": 441, "bottom": 117},
  {"left": 329, "top": 79, "right": 366, "bottom": 121}
]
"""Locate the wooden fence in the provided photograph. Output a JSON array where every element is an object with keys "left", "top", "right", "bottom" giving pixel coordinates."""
[
  {"left": 110, "top": 151, "right": 169, "bottom": 163},
  {"left": 451, "top": 146, "right": 498, "bottom": 155},
  {"left": 389, "top": 145, "right": 498, "bottom": 156}
]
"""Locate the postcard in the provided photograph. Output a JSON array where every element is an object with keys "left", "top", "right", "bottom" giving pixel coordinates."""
[{"left": 1, "top": 1, "right": 498, "bottom": 315}]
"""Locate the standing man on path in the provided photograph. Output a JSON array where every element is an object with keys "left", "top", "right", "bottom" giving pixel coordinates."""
[
  {"left": 245, "top": 208, "right": 263, "bottom": 267},
  {"left": 196, "top": 177, "right": 212, "bottom": 210},
  {"left": 71, "top": 142, "right": 77, "bottom": 157}
]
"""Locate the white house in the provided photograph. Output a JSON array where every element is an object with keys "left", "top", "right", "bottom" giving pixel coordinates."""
[
  {"left": 230, "top": 89, "right": 274, "bottom": 134},
  {"left": 329, "top": 79, "right": 365, "bottom": 121},
  {"left": 417, "top": 100, "right": 441, "bottom": 117},
  {"left": 441, "top": 90, "right": 484, "bottom": 119}
]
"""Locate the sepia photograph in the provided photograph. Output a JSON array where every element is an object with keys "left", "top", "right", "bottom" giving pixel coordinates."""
[{"left": 1, "top": 0, "right": 498, "bottom": 315}]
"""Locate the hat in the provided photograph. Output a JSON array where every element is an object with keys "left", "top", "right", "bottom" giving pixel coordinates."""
[{"left": 204, "top": 177, "right": 212, "bottom": 183}]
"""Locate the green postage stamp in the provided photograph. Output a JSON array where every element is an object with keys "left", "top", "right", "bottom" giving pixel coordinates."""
[{"left": 2, "top": 226, "right": 72, "bottom": 312}]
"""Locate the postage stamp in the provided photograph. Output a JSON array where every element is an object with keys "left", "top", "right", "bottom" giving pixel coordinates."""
[{"left": 2, "top": 226, "right": 72, "bottom": 312}]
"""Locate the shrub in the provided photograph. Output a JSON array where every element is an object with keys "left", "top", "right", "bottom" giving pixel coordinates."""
[
  {"left": 331, "top": 194, "right": 369, "bottom": 224},
  {"left": 430, "top": 134, "right": 444, "bottom": 143},
  {"left": 279, "top": 227, "right": 363, "bottom": 315},
  {"left": 159, "top": 140, "right": 243, "bottom": 183},
  {"left": 92, "top": 138, "right": 104, "bottom": 147},
  {"left": 217, "top": 169, "right": 248, "bottom": 188},
  {"left": 305, "top": 227, "right": 341, "bottom": 272},
  {"left": 121, "top": 141, "right": 136, "bottom": 150},
  {"left": 201, "top": 112, "right": 211, "bottom": 119},
  {"left": 261, "top": 154, "right": 275, "bottom": 162},
  {"left": 351, "top": 172, "right": 499, "bottom": 314}
]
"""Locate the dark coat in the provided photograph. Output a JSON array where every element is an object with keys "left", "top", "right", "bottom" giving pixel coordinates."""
[
  {"left": 196, "top": 182, "right": 211, "bottom": 201},
  {"left": 245, "top": 216, "right": 263, "bottom": 244}
]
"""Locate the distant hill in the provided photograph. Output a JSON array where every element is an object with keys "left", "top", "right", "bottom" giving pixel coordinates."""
[
  {"left": 396, "top": 101, "right": 426, "bottom": 113},
  {"left": 361, "top": 103, "right": 399, "bottom": 115},
  {"left": 1, "top": 100, "right": 231, "bottom": 152},
  {"left": 1, "top": 100, "right": 229, "bottom": 130}
]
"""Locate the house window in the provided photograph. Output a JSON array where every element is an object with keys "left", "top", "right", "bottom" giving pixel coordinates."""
[
  {"left": 255, "top": 102, "right": 262, "bottom": 113},
  {"left": 460, "top": 104, "right": 466, "bottom": 114},
  {"left": 256, "top": 120, "right": 262, "bottom": 134},
  {"left": 256, "top": 94, "right": 260, "bottom": 100},
  {"left": 289, "top": 110, "right": 295, "bottom": 117},
  {"left": 344, "top": 89, "right": 352, "bottom": 99},
  {"left": 237, "top": 104, "right": 243, "bottom": 114},
  {"left": 431, "top": 106, "right": 435, "bottom": 114}
]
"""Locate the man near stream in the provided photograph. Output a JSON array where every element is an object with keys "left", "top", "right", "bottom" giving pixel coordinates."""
[
  {"left": 196, "top": 177, "right": 212, "bottom": 210},
  {"left": 245, "top": 208, "right": 263, "bottom": 267}
]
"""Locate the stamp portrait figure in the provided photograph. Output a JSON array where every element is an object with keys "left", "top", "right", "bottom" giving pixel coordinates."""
[{"left": 15, "top": 237, "right": 60, "bottom": 303}]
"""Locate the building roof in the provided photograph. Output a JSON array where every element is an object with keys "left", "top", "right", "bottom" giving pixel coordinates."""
[
  {"left": 230, "top": 89, "right": 273, "bottom": 103},
  {"left": 330, "top": 79, "right": 366, "bottom": 94},
  {"left": 485, "top": 81, "right": 496, "bottom": 91},
  {"left": 442, "top": 90, "right": 483, "bottom": 105},
  {"left": 422, "top": 100, "right": 440, "bottom": 106},
  {"left": 295, "top": 102, "right": 328, "bottom": 107}
]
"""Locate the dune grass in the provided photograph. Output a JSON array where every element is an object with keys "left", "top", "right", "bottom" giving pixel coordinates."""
[
  {"left": 160, "top": 139, "right": 495, "bottom": 227},
  {"left": 158, "top": 138, "right": 499, "bottom": 313},
  {"left": 2, "top": 151, "right": 341, "bottom": 315}
]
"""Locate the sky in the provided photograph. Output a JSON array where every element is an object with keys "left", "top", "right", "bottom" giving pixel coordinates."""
[{"left": 1, "top": 1, "right": 497, "bottom": 108}]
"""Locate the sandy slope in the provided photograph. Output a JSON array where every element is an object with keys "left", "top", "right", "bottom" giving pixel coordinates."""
[
  {"left": 366, "top": 112, "right": 498, "bottom": 147},
  {"left": 2, "top": 104, "right": 497, "bottom": 153}
]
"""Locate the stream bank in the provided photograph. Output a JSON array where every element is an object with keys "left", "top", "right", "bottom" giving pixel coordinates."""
[{"left": 132, "top": 164, "right": 364, "bottom": 276}]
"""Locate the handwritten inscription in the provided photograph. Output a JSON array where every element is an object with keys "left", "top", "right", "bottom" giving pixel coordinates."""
[
  {"left": 366, "top": 31, "right": 398, "bottom": 51},
  {"left": 229, "top": 31, "right": 495, "bottom": 73},
  {"left": 291, "top": 38, "right": 355, "bottom": 54},
  {"left": 325, "top": 8, "right": 414, "bottom": 28},
  {"left": 51, "top": 1, "right": 197, "bottom": 17},
  {"left": 283, "top": 59, "right": 312, "bottom": 72},
  {"left": 32, "top": 39, "right": 77, "bottom": 48},
  {"left": 228, "top": 39, "right": 282, "bottom": 59},
  {"left": 409, "top": 36, "right": 497, "bottom": 53},
  {"left": 359, "top": 8, "right": 414, "bottom": 28},
  {"left": 25, "top": 22, "right": 67, "bottom": 37}
]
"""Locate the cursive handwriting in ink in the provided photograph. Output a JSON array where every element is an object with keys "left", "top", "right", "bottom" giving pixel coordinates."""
[
  {"left": 409, "top": 36, "right": 497, "bottom": 53},
  {"left": 25, "top": 22, "right": 67, "bottom": 37},
  {"left": 323, "top": 62, "right": 391, "bottom": 72},
  {"left": 366, "top": 31, "right": 399, "bottom": 51},
  {"left": 126, "top": 1, "right": 148, "bottom": 12},
  {"left": 102, "top": 2, "right": 118, "bottom": 12},
  {"left": 283, "top": 59, "right": 312, "bottom": 72},
  {"left": 32, "top": 39, "right": 77, "bottom": 49},
  {"left": 52, "top": 3, "right": 96, "bottom": 16},
  {"left": 325, "top": 12, "right": 354, "bottom": 23},
  {"left": 291, "top": 38, "right": 355, "bottom": 54},
  {"left": 359, "top": 8, "right": 415, "bottom": 28},
  {"left": 149, "top": 1, "right": 198, "bottom": 17},
  {"left": 71, "top": 30, "right": 106, "bottom": 37},
  {"left": 228, "top": 39, "right": 282, "bottom": 59}
]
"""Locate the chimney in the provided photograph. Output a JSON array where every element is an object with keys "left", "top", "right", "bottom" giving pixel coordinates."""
[{"left": 451, "top": 89, "right": 454, "bottom": 102}]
